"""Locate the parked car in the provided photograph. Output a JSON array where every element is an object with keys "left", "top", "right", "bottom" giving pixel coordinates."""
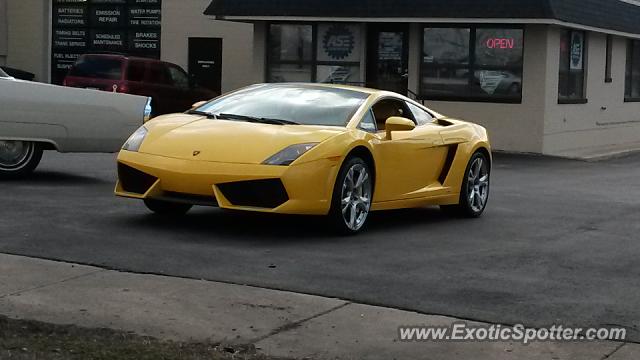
[
  {"left": 63, "top": 54, "right": 217, "bottom": 116},
  {"left": 0, "top": 67, "right": 151, "bottom": 178},
  {"left": 0, "top": 66, "right": 35, "bottom": 81},
  {"left": 474, "top": 70, "right": 522, "bottom": 96},
  {"left": 115, "top": 83, "right": 491, "bottom": 234}
]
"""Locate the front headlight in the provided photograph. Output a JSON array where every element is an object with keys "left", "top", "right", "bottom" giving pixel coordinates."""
[
  {"left": 122, "top": 126, "right": 148, "bottom": 152},
  {"left": 263, "top": 143, "right": 319, "bottom": 166}
]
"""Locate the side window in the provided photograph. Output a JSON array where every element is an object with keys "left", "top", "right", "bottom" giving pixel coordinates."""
[
  {"left": 406, "top": 102, "right": 433, "bottom": 125},
  {"left": 358, "top": 110, "right": 377, "bottom": 132},
  {"left": 558, "top": 30, "right": 586, "bottom": 102},
  {"left": 126, "top": 61, "right": 146, "bottom": 82},
  {"left": 167, "top": 65, "right": 189, "bottom": 89},
  {"left": 371, "top": 99, "right": 415, "bottom": 130},
  {"left": 146, "top": 63, "right": 169, "bottom": 85}
]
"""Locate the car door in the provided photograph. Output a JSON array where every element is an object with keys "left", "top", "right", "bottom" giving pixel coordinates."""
[{"left": 369, "top": 98, "right": 449, "bottom": 202}]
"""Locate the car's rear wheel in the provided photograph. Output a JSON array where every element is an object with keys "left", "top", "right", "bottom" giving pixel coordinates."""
[
  {"left": 441, "top": 151, "right": 490, "bottom": 217},
  {"left": 0, "top": 140, "right": 43, "bottom": 179},
  {"left": 144, "top": 199, "right": 192, "bottom": 216},
  {"left": 329, "top": 157, "right": 373, "bottom": 234}
]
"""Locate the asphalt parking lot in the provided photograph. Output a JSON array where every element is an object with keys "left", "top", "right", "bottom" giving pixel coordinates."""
[{"left": 1, "top": 151, "right": 639, "bottom": 342}]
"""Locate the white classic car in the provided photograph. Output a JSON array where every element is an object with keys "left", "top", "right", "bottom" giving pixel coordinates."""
[{"left": 0, "top": 67, "right": 151, "bottom": 178}]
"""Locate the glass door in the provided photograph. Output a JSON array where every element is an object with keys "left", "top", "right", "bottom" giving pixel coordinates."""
[{"left": 366, "top": 24, "right": 409, "bottom": 94}]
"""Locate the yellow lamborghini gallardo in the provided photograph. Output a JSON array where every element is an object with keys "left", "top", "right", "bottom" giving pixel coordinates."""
[{"left": 115, "top": 83, "right": 491, "bottom": 233}]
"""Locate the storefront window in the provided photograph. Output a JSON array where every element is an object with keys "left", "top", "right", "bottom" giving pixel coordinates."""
[
  {"left": 558, "top": 30, "right": 586, "bottom": 103},
  {"left": 268, "top": 24, "right": 313, "bottom": 82},
  {"left": 625, "top": 40, "right": 640, "bottom": 101},
  {"left": 421, "top": 27, "right": 523, "bottom": 102},
  {"left": 421, "top": 28, "right": 470, "bottom": 98},
  {"left": 317, "top": 65, "right": 361, "bottom": 84},
  {"left": 267, "top": 23, "right": 362, "bottom": 84}
]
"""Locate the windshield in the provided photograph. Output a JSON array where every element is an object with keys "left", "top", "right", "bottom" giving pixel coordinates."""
[
  {"left": 195, "top": 84, "right": 370, "bottom": 127},
  {"left": 0, "top": 68, "right": 8, "bottom": 78}
]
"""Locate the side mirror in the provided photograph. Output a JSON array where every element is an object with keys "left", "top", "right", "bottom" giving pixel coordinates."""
[
  {"left": 385, "top": 116, "right": 415, "bottom": 139},
  {"left": 191, "top": 100, "right": 208, "bottom": 109}
]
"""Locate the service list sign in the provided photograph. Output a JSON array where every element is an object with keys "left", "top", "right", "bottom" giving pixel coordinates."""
[{"left": 51, "top": 0, "right": 162, "bottom": 84}]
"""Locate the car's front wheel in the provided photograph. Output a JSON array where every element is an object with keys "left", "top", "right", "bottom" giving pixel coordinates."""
[
  {"left": 0, "top": 140, "right": 43, "bottom": 179},
  {"left": 144, "top": 199, "right": 192, "bottom": 216},
  {"left": 441, "top": 151, "right": 490, "bottom": 217},
  {"left": 329, "top": 157, "right": 373, "bottom": 234}
]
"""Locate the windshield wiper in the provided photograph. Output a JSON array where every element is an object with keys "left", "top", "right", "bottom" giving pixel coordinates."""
[
  {"left": 185, "top": 110, "right": 217, "bottom": 119},
  {"left": 218, "top": 113, "right": 299, "bottom": 125}
]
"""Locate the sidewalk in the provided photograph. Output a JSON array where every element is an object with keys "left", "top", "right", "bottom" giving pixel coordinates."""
[{"left": 0, "top": 253, "right": 636, "bottom": 360}]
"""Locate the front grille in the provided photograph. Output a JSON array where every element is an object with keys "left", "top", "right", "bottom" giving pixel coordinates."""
[
  {"left": 217, "top": 179, "right": 289, "bottom": 209},
  {"left": 118, "top": 163, "right": 157, "bottom": 194}
]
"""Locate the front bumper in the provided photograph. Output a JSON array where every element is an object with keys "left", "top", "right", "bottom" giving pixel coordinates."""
[{"left": 115, "top": 151, "right": 342, "bottom": 215}]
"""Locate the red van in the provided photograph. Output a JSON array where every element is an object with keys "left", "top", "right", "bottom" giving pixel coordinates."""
[{"left": 63, "top": 54, "right": 217, "bottom": 116}]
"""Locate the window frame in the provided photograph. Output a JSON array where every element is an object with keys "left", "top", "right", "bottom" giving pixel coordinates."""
[
  {"left": 266, "top": 22, "right": 362, "bottom": 84},
  {"left": 370, "top": 97, "right": 418, "bottom": 130},
  {"left": 357, "top": 108, "right": 378, "bottom": 133},
  {"left": 558, "top": 29, "right": 588, "bottom": 105},
  {"left": 419, "top": 24, "right": 525, "bottom": 104},
  {"left": 406, "top": 101, "right": 434, "bottom": 125},
  {"left": 625, "top": 39, "right": 640, "bottom": 102}
]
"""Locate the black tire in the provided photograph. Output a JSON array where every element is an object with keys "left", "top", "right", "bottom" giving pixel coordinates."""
[
  {"left": 441, "top": 151, "right": 490, "bottom": 218},
  {"left": 0, "top": 141, "right": 43, "bottom": 179},
  {"left": 329, "top": 156, "right": 373, "bottom": 235},
  {"left": 144, "top": 199, "right": 192, "bottom": 216}
]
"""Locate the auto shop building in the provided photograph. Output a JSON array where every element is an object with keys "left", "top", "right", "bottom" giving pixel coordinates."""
[{"left": 205, "top": 0, "right": 640, "bottom": 156}]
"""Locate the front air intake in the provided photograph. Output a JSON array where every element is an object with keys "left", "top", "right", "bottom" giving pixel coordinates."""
[
  {"left": 118, "top": 163, "right": 157, "bottom": 195},
  {"left": 217, "top": 179, "right": 289, "bottom": 209}
]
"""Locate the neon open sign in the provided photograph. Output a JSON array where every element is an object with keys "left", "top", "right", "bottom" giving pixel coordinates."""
[{"left": 485, "top": 38, "right": 515, "bottom": 49}]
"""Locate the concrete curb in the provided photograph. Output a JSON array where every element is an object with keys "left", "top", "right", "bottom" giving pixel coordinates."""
[
  {"left": 493, "top": 146, "right": 640, "bottom": 162},
  {"left": 0, "top": 253, "right": 636, "bottom": 360}
]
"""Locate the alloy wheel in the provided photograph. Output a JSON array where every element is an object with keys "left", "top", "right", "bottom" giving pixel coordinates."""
[
  {"left": 340, "top": 163, "right": 372, "bottom": 231},
  {"left": 467, "top": 156, "right": 489, "bottom": 213}
]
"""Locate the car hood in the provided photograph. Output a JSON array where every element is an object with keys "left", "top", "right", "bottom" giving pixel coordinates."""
[{"left": 139, "top": 115, "right": 346, "bottom": 164}]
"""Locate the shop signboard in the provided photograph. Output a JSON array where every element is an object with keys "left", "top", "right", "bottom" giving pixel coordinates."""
[
  {"left": 90, "top": 5, "right": 127, "bottom": 28},
  {"left": 51, "top": 0, "right": 161, "bottom": 84},
  {"left": 129, "top": 30, "right": 161, "bottom": 53},
  {"left": 90, "top": 29, "right": 127, "bottom": 51},
  {"left": 128, "top": 7, "right": 162, "bottom": 27},
  {"left": 53, "top": 28, "right": 88, "bottom": 50},
  {"left": 317, "top": 24, "right": 361, "bottom": 63}
]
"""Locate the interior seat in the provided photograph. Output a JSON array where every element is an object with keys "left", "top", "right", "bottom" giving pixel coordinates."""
[{"left": 372, "top": 100, "right": 406, "bottom": 130}]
